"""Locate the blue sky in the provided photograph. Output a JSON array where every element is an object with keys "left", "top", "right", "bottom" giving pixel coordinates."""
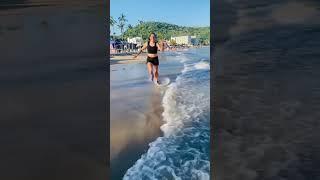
[{"left": 110, "top": 0, "right": 210, "bottom": 35}]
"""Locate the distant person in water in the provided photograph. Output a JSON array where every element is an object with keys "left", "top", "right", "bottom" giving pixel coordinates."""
[{"left": 133, "top": 32, "right": 165, "bottom": 85}]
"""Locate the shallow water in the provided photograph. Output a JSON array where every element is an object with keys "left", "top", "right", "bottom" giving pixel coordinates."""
[{"left": 123, "top": 47, "right": 211, "bottom": 179}]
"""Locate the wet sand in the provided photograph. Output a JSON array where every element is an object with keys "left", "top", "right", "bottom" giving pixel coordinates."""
[{"left": 110, "top": 62, "right": 164, "bottom": 179}]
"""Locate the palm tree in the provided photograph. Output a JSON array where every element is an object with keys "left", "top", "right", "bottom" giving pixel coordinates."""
[
  {"left": 117, "top": 22, "right": 125, "bottom": 40},
  {"left": 117, "top": 13, "right": 127, "bottom": 40},
  {"left": 137, "top": 20, "right": 144, "bottom": 39},
  {"left": 110, "top": 16, "right": 117, "bottom": 39}
]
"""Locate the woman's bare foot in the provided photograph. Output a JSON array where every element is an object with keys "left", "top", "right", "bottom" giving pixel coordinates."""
[{"left": 154, "top": 79, "right": 160, "bottom": 85}]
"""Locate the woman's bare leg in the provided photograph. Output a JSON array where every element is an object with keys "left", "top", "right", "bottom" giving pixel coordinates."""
[
  {"left": 147, "top": 62, "right": 154, "bottom": 81},
  {"left": 153, "top": 65, "right": 159, "bottom": 82}
]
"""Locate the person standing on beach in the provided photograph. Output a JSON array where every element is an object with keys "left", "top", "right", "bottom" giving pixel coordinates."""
[{"left": 133, "top": 32, "right": 165, "bottom": 85}]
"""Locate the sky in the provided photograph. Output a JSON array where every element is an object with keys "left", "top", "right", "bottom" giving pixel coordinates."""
[{"left": 110, "top": 0, "right": 210, "bottom": 35}]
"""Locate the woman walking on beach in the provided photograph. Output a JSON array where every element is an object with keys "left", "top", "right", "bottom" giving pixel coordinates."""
[{"left": 133, "top": 32, "right": 164, "bottom": 85}]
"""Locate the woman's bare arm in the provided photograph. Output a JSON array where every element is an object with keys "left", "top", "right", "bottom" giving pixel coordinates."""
[
  {"left": 133, "top": 43, "right": 147, "bottom": 58},
  {"left": 157, "top": 41, "right": 164, "bottom": 51}
]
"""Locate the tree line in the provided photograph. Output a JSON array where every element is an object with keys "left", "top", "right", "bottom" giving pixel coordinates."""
[{"left": 110, "top": 14, "right": 210, "bottom": 45}]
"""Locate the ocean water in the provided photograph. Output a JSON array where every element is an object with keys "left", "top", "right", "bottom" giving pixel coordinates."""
[{"left": 123, "top": 47, "right": 210, "bottom": 180}]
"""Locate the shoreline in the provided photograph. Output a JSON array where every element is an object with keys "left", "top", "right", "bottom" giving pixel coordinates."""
[
  {"left": 110, "top": 62, "right": 165, "bottom": 179},
  {"left": 110, "top": 47, "right": 199, "bottom": 179},
  {"left": 110, "top": 87, "right": 164, "bottom": 179},
  {"left": 116, "top": 47, "right": 210, "bottom": 179}
]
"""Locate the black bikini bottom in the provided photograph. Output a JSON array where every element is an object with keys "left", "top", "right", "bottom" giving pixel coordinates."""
[{"left": 146, "top": 56, "right": 159, "bottom": 66}]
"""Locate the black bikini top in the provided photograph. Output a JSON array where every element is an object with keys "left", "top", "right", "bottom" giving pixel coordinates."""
[{"left": 147, "top": 41, "right": 158, "bottom": 54}]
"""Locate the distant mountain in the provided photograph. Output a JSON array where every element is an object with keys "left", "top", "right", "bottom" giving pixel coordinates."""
[{"left": 123, "top": 21, "right": 210, "bottom": 44}]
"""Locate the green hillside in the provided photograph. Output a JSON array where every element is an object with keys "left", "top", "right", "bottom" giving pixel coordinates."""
[{"left": 122, "top": 21, "right": 210, "bottom": 44}]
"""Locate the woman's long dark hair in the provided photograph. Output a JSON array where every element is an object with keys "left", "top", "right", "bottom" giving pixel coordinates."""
[{"left": 148, "top": 32, "right": 157, "bottom": 43}]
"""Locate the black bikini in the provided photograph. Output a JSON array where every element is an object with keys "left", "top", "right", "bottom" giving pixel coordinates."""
[
  {"left": 147, "top": 41, "right": 158, "bottom": 54},
  {"left": 146, "top": 41, "right": 159, "bottom": 66}
]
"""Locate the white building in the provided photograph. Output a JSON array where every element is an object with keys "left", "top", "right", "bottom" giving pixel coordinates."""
[
  {"left": 171, "top": 36, "right": 191, "bottom": 45},
  {"left": 171, "top": 35, "right": 199, "bottom": 46},
  {"left": 127, "top": 37, "right": 144, "bottom": 46}
]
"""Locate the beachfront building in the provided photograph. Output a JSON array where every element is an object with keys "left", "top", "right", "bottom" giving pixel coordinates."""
[
  {"left": 127, "top": 37, "right": 144, "bottom": 46},
  {"left": 171, "top": 36, "right": 191, "bottom": 45},
  {"left": 170, "top": 35, "right": 199, "bottom": 46}
]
